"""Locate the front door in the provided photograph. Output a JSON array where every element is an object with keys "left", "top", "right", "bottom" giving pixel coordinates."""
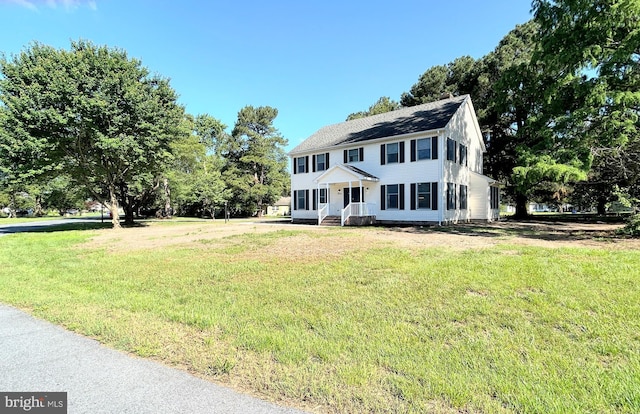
[{"left": 343, "top": 187, "right": 363, "bottom": 208}]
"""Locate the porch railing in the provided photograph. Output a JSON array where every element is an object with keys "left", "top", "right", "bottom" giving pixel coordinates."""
[
  {"left": 318, "top": 203, "right": 329, "bottom": 225},
  {"left": 341, "top": 202, "right": 375, "bottom": 226}
]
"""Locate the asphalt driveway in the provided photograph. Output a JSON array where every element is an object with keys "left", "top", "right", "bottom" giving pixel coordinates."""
[
  {"left": 0, "top": 217, "right": 104, "bottom": 236},
  {"left": 0, "top": 304, "right": 308, "bottom": 414}
]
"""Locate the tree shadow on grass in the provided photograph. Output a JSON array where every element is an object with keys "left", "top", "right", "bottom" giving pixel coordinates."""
[
  {"left": 382, "top": 219, "right": 624, "bottom": 244},
  {"left": 0, "top": 221, "right": 148, "bottom": 236}
]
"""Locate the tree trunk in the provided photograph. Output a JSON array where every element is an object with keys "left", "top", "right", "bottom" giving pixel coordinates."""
[
  {"left": 34, "top": 195, "right": 44, "bottom": 217},
  {"left": 123, "top": 202, "right": 135, "bottom": 225},
  {"left": 8, "top": 192, "right": 17, "bottom": 218},
  {"left": 256, "top": 199, "right": 263, "bottom": 218},
  {"left": 596, "top": 197, "right": 607, "bottom": 215},
  {"left": 109, "top": 185, "right": 121, "bottom": 229},
  {"left": 163, "top": 177, "right": 172, "bottom": 218},
  {"left": 514, "top": 193, "right": 529, "bottom": 219}
]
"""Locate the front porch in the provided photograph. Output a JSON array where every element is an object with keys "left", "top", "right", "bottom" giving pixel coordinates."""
[{"left": 315, "top": 165, "right": 379, "bottom": 226}]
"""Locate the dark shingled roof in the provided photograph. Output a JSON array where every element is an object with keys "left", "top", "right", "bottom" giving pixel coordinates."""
[
  {"left": 291, "top": 95, "right": 468, "bottom": 154},
  {"left": 343, "top": 165, "right": 379, "bottom": 181}
]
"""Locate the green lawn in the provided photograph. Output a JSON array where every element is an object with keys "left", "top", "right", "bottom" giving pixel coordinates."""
[{"left": 0, "top": 225, "right": 638, "bottom": 413}]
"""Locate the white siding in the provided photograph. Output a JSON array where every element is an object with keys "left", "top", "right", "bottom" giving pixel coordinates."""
[{"left": 290, "top": 96, "right": 494, "bottom": 224}]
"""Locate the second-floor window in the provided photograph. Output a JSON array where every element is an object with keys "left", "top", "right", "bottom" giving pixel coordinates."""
[
  {"left": 380, "top": 142, "right": 405, "bottom": 165},
  {"left": 313, "top": 153, "right": 329, "bottom": 172},
  {"left": 343, "top": 147, "right": 364, "bottom": 163},
  {"left": 293, "top": 156, "right": 309, "bottom": 174},
  {"left": 446, "top": 138, "right": 457, "bottom": 162},
  {"left": 297, "top": 157, "right": 306, "bottom": 173},
  {"left": 411, "top": 137, "right": 439, "bottom": 161},
  {"left": 387, "top": 143, "right": 399, "bottom": 163},
  {"left": 459, "top": 144, "right": 467, "bottom": 167}
]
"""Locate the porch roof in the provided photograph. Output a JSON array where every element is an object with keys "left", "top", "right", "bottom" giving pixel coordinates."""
[{"left": 314, "top": 164, "right": 380, "bottom": 185}]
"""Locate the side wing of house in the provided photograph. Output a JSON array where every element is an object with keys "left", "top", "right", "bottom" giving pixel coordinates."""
[{"left": 442, "top": 97, "right": 498, "bottom": 223}]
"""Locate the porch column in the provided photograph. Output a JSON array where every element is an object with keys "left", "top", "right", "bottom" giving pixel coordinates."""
[{"left": 359, "top": 179, "right": 363, "bottom": 216}]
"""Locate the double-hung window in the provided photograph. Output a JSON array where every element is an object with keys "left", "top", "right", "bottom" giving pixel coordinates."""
[
  {"left": 447, "top": 183, "right": 456, "bottom": 210},
  {"left": 293, "top": 156, "right": 309, "bottom": 174},
  {"left": 410, "top": 137, "right": 438, "bottom": 162},
  {"left": 380, "top": 142, "right": 405, "bottom": 165},
  {"left": 319, "top": 188, "right": 327, "bottom": 204},
  {"left": 380, "top": 184, "right": 405, "bottom": 210},
  {"left": 313, "top": 153, "right": 329, "bottom": 172},
  {"left": 386, "top": 184, "right": 399, "bottom": 209},
  {"left": 344, "top": 148, "right": 364, "bottom": 163},
  {"left": 459, "top": 185, "right": 468, "bottom": 210},
  {"left": 459, "top": 144, "right": 467, "bottom": 167},
  {"left": 348, "top": 149, "right": 360, "bottom": 162},
  {"left": 491, "top": 187, "right": 500, "bottom": 209},
  {"left": 417, "top": 183, "right": 431, "bottom": 209},
  {"left": 312, "top": 188, "right": 328, "bottom": 210},
  {"left": 316, "top": 154, "right": 326, "bottom": 171},
  {"left": 386, "top": 143, "right": 399, "bottom": 163},
  {"left": 446, "top": 138, "right": 457, "bottom": 162},
  {"left": 294, "top": 190, "right": 308, "bottom": 210},
  {"left": 410, "top": 182, "right": 438, "bottom": 210},
  {"left": 417, "top": 138, "right": 431, "bottom": 160}
]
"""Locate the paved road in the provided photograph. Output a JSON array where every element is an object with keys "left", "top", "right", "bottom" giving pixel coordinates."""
[
  {"left": 0, "top": 217, "right": 105, "bottom": 237},
  {"left": 0, "top": 304, "right": 309, "bottom": 414}
]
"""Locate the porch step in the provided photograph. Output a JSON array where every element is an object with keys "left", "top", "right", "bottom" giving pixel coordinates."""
[{"left": 320, "top": 216, "right": 341, "bottom": 226}]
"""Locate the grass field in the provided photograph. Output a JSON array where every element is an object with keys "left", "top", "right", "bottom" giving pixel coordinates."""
[{"left": 0, "top": 221, "right": 638, "bottom": 413}]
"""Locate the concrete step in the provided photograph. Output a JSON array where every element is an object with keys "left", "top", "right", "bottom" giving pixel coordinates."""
[{"left": 320, "top": 216, "right": 341, "bottom": 226}]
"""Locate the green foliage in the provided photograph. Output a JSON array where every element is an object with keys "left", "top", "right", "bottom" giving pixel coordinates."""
[
  {"left": 532, "top": 0, "right": 640, "bottom": 213},
  {"left": 346, "top": 96, "right": 400, "bottom": 121},
  {"left": 400, "top": 56, "right": 477, "bottom": 106},
  {"left": 166, "top": 114, "right": 230, "bottom": 217},
  {"left": 618, "top": 214, "right": 640, "bottom": 237},
  {"left": 40, "top": 175, "right": 87, "bottom": 215},
  {"left": 0, "top": 40, "right": 184, "bottom": 227},
  {"left": 226, "top": 106, "right": 289, "bottom": 216},
  {"left": 512, "top": 155, "right": 587, "bottom": 195}
]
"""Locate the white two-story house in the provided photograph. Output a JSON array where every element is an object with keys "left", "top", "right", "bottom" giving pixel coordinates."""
[{"left": 289, "top": 94, "right": 500, "bottom": 226}]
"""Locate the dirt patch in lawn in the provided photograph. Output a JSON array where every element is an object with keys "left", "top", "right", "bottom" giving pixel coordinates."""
[{"left": 83, "top": 219, "right": 639, "bottom": 254}]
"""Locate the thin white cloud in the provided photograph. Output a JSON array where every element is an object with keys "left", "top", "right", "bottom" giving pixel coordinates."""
[
  {"left": 3, "top": 0, "right": 98, "bottom": 11},
  {"left": 4, "top": 0, "right": 39, "bottom": 11}
]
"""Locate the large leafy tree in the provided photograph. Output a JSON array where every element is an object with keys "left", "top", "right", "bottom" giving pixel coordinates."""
[
  {"left": 0, "top": 100, "right": 59, "bottom": 217},
  {"left": 166, "top": 114, "right": 230, "bottom": 218},
  {"left": 0, "top": 40, "right": 184, "bottom": 228},
  {"left": 225, "top": 106, "right": 289, "bottom": 216},
  {"left": 484, "top": 21, "right": 589, "bottom": 217},
  {"left": 397, "top": 22, "right": 590, "bottom": 217},
  {"left": 532, "top": 0, "right": 640, "bottom": 213},
  {"left": 400, "top": 56, "right": 478, "bottom": 107}
]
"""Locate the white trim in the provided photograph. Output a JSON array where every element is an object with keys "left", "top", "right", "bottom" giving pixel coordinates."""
[{"left": 314, "top": 164, "right": 379, "bottom": 184}]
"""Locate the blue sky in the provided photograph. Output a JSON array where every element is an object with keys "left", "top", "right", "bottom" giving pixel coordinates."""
[{"left": 1, "top": 0, "right": 532, "bottom": 151}]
